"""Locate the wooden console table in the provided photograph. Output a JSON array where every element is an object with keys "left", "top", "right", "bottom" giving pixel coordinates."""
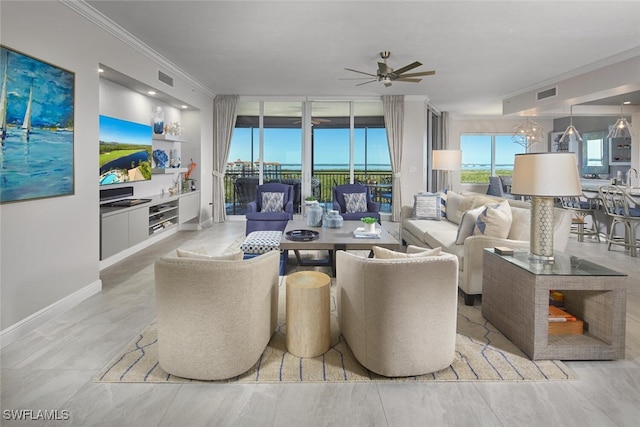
[{"left": 482, "top": 249, "right": 627, "bottom": 360}]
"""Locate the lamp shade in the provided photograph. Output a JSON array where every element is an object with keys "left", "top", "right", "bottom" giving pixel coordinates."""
[
  {"left": 432, "top": 150, "right": 462, "bottom": 171},
  {"left": 511, "top": 153, "right": 582, "bottom": 197}
]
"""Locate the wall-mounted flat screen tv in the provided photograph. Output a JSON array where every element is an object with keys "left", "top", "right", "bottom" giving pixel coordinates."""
[{"left": 99, "top": 115, "right": 152, "bottom": 186}]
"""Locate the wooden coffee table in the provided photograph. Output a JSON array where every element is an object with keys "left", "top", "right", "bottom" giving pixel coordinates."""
[{"left": 280, "top": 219, "right": 400, "bottom": 275}]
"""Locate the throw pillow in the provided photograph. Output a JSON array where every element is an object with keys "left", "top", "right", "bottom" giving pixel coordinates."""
[
  {"left": 455, "top": 206, "right": 486, "bottom": 244},
  {"left": 412, "top": 192, "right": 442, "bottom": 220},
  {"left": 445, "top": 191, "right": 463, "bottom": 224},
  {"left": 261, "top": 192, "right": 284, "bottom": 212},
  {"left": 474, "top": 200, "right": 513, "bottom": 239},
  {"left": 176, "top": 248, "right": 244, "bottom": 260},
  {"left": 438, "top": 190, "right": 448, "bottom": 218},
  {"left": 406, "top": 245, "right": 442, "bottom": 256},
  {"left": 508, "top": 206, "right": 531, "bottom": 240},
  {"left": 344, "top": 192, "right": 368, "bottom": 213},
  {"left": 373, "top": 245, "right": 442, "bottom": 259}
]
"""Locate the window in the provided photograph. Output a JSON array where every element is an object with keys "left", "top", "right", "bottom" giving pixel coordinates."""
[
  {"left": 460, "top": 134, "right": 525, "bottom": 183},
  {"left": 227, "top": 99, "right": 390, "bottom": 215}
]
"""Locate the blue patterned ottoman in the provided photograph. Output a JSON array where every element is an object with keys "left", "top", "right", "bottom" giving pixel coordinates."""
[{"left": 241, "top": 230, "right": 287, "bottom": 275}]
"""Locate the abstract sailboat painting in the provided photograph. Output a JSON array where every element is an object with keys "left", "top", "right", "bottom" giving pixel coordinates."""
[{"left": 0, "top": 46, "right": 74, "bottom": 203}]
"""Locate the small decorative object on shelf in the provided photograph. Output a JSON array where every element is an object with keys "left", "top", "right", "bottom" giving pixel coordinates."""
[
  {"left": 494, "top": 246, "right": 514, "bottom": 255},
  {"left": 153, "top": 106, "right": 164, "bottom": 134},
  {"left": 152, "top": 149, "right": 169, "bottom": 168},
  {"left": 165, "top": 121, "right": 182, "bottom": 136},
  {"left": 324, "top": 210, "right": 343, "bottom": 228}
]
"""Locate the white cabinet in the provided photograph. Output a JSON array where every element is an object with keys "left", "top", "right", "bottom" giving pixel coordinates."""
[
  {"left": 101, "top": 211, "right": 129, "bottom": 259},
  {"left": 179, "top": 192, "right": 199, "bottom": 223},
  {"left": 100, "top": 191, "right": 200, "bottom": 260}
]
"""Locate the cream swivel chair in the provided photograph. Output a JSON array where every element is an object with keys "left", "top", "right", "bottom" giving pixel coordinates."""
[
  {"left": 154, "top": 250, "right": 280, "bottom": 380},
  {"left": 336, "top": 250, "right": 459, "bottom": 377}
]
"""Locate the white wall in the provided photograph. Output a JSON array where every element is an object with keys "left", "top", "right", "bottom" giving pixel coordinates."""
[{"left": 0, "top": 1, "right": 213, "bottom": 338}]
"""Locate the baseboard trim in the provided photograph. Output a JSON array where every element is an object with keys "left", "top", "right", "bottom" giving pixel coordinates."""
[{"left": 0, "top": 279, "right": 102, "bottom": 350}]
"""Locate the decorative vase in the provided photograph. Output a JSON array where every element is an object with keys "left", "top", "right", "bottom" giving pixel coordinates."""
[
  {"left": 153, "top": 106, "right": 164, "bottom": 134},
  {"left": 363, "top": 222, "right": 376, "bottom": 233},
  {"left": 306, "top": 203, "right": 323, "bottom": 227},
  {"left": 325, "top": 210, "right": 343, "bottom": 228}
]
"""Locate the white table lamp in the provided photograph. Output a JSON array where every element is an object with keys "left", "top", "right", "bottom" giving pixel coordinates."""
[
  {"left": 511, "top": 152, "right": 582, "bottom": 261},
  {"left": 432, "top": 150, "right": 462, "bottom": 191}
]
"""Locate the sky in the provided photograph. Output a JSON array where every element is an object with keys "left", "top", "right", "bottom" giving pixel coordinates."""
[
  {"left": 229, "top": 127, "right": 391, "bottom": 165},
  {"left": 460, "top": 134, "right": 525, "bottom": 166},
  {"left": 99, "top": 115, "right": 152, "bottom": 146}
]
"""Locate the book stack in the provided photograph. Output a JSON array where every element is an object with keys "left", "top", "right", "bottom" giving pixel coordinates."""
[
  {"left": 353, "top": 227, "right": 381, "bottom": 239},
  {"left": 548, "top": 305, "right": 583, "bottom": 335}
]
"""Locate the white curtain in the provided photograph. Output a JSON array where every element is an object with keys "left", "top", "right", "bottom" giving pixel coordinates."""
[
  {"left": 383, "top": 95, "right": 404, "bottom": 222},
  {"left": 440, "top": 111, "right": 450, "bottom": 191},
  {"left": 212, "top": 95, "right": 239, "bottom": 223}
]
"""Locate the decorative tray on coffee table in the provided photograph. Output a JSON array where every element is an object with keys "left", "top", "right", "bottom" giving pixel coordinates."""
[{"left": 285, "top": 229, "right": 319, "bottom": 241}]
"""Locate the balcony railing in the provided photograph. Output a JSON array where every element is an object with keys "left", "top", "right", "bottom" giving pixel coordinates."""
[{"left": 224, "top": 170, "right": 392, "bottom": 215}]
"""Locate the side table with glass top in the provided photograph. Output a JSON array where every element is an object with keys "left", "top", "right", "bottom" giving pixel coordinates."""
[{"left": 482, "top": 248, "right": 627, "bottom": 360}]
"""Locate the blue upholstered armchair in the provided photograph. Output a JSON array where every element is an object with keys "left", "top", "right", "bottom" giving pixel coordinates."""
[
  {"left": 245, "top": 183, "right": 294, "bottom": 235},
  {"left": 332, "top": 184, "right": 381, "bottom": 223}
]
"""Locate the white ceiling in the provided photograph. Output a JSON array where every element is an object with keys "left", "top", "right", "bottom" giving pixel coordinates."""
[{"left": 85, "top": 1, "right": 640, "bottom": 117}]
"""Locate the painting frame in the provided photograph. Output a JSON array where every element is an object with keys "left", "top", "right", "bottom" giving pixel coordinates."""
[{"left": 0, "top": 45, "right": 75, "bottom": 204}]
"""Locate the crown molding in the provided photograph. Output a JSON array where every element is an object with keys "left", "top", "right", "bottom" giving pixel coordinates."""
[{"left": 61, "top": 0, "right": 215, "bottom": 98}]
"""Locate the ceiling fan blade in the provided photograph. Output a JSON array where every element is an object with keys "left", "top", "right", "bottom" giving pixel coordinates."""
[
  {"left": 378, "top": 62, "right": 390, "bottom": 75},
  {"left": 395, "top": 78, "right": 422, "bottom": 83},
  {"left": 384, "top": 82, "right": 393, "bottom": 87},
  {"left": 339, "top": 77, "right": 378, "bottom": 80},
  {"left": 344, "top": 68, "right": 377, "bottom": 77},
  {"left": 392, "top": 61, "right": 422, "bottom": 75},
  {"left": 397, "top": 70, "right": 436, "bottom": 78},
  {"left": 356, "top": 79, "right": 377, "bottom": 87}
]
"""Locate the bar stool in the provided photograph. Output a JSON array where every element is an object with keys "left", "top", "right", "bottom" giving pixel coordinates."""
[
  {"left": 561, "top": 193, "right": 601, "bottom": 242},
  {"left": 598, "top": 185, "right": 640, "bottom": 257}
]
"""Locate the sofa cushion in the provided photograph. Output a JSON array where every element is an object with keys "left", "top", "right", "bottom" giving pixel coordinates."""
[
  {"left": 176, "top": 248, "right": 244, "bottom": 260},
  {"left": 261, "top": 191, "right": 284, "bottom": 212},
  {"left": 344, "top": 192, "right": 368, "bottom": 213},
  {"left": 373, "top": 245, "right": 442, "bottom": 259},
  {"left": 508, "top": 206, "right": 531, "bottom": 240},
  {"left": 413, "top": 192, "right": 441, "bottom": 220},
  {"left": 474, "top": 200, "right": 512, "bottom": 239},
  {"left": 455, "top": 205, "right": 486, "bottom": 244},
  {"left": 444, "top": 191, "right": 464, "bottom": 224}
]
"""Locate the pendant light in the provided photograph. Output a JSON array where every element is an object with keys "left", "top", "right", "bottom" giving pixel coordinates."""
[
  {"left": 607, "top": 98, "right": 633, "bottom": 139},
  {"left": 559, "top": 105, "right": 582, "bottom": 143},
  {"left": 512, "top": 117, "right": 544, "bottom": 149}
]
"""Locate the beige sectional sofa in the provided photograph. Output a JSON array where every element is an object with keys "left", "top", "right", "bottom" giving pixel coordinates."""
[{"left": 401, "top": 190, "right": 572, "bottom": 305}]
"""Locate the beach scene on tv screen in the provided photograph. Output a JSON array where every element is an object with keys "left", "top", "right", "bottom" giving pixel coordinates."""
[{"left": 99, "top": 115, "right": 152, "bottom": 185}]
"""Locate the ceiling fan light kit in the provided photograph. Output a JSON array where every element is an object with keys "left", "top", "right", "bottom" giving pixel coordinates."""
[{"left": 343, "top": 51, "right": 435, "bottom": 87}]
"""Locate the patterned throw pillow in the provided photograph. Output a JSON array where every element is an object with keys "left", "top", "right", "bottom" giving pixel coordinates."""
[
  {"left": 412, "top": 192, "right": 441, "bottom": 220},
  {"left": 344, "top": 192, "right": 368, "bottom": 213},
  {"left": 439, "top": 189, "right": 448, "bottom": 218},
  {"left": 261, "top": 192, "right": 284, "bottom": 212},
  {"left": 455, "top": 206, "right": 486, "bottom": 244}
]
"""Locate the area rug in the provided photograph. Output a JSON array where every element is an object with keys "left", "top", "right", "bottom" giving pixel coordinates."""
[{"left": 95, "top": 282, "right": 576, "bottom": 383}]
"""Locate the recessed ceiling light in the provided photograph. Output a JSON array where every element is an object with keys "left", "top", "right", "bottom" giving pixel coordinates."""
[
  {"left": 181, "top": 105, "right": 188, "bottom": 109},
  {"left": 148, "top": 91, "right": 156, "bottom": 95},
  {"left": 623, "top": 101, "right": 631, "bottom": 105},
  {"left": 98, "top": 68, "right": 104, "bottom": 73}
]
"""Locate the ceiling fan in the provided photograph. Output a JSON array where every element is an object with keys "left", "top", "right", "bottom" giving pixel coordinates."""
[{"left": 342, "top": 51, "right": 435, "bottom": 87}]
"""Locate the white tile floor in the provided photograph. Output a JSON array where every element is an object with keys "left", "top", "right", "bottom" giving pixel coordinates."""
[{"left": 1, "top": 221, "right": 639, "bottom": 427}]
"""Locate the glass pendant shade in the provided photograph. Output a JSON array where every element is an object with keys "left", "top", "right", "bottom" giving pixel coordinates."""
[
  {"left": 607, "top": 117, "right": 632, "bottom": 139},
  {"left": 559, "top": 106, "right": 583, "bottom": 143},
  {"left": 607, "top": 100, "right": 633, "bottom": 139}
]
